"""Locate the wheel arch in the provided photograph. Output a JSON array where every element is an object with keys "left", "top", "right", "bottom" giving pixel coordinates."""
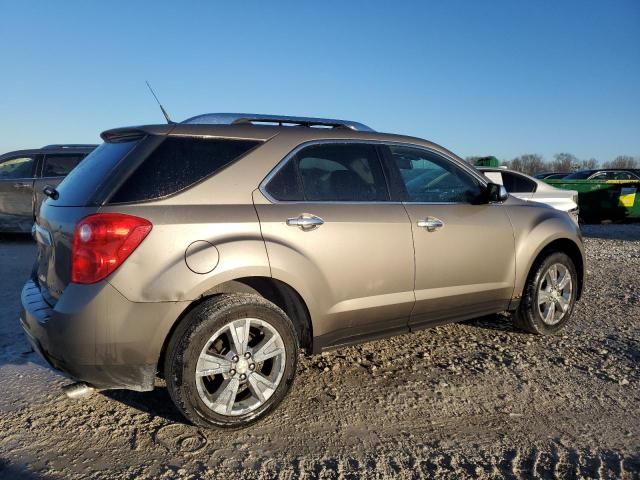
[
  {"left": 157, "top": 276, "right": 314, "bottom": 378},
  {"left": 519, "top": 237, "right": 585, "bottom": 304}
]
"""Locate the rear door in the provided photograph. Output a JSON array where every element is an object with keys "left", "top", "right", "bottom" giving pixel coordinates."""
[
  {"left": 382, "top": 145, "right": 515, "bottom": 327},
  {"left": 254, "top": 142, "right": 415, "bottom": 346},
  {"left": 0, "top": 154, "right": 37, "bottom": 232}
]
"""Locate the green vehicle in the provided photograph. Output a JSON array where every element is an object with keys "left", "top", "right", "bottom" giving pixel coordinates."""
[{"left": 546, "top": 173, "right": 640, "bottom": 222}]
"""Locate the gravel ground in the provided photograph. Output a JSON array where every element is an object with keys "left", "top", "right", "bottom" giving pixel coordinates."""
[{"left": 0, "top": 224, "right": 639, "bottom": 479}]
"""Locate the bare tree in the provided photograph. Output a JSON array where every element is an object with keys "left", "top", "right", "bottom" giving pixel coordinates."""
[
  {"left": 507, "top": 154, "right": 545, "bottom": 175},
  {"left": 602, "top": 155, "right": 638, "bottom": 169},
  {"left": 551, "top": 153, "right": 579, "bottom": 172},
  {"left": 579, "top": 158, "right": 598, "bottom": 170},
  {"left": 465, "top": 156, "right": 482, "bottom": 165}
]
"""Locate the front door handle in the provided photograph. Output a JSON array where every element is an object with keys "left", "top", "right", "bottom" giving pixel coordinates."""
[
  {"left": 286, "top": 214, "right": 324, "bottom": 230},
  {"left": 417, "top": 217, "right": 444, "bottom": 232},
  {"left": 13, "top": 182, "right": 32, "bottom": 189}
]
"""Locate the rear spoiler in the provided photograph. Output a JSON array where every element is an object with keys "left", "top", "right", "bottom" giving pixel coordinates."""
[{"left": 100, "top": 125, "right": 176, "bottom": 143}]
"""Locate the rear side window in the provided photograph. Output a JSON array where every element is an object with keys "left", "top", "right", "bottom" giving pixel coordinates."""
[
  {"left": 110, "top": 137, "right": 260, "bottom": 203},
  {"left": 612, "top": 171, "right": 635, "bottom": 180},
  {"left": 501, "top": 172, "right": 537, "bottom": 193},
  {"left": 43, "top": 154, "right": 86, "bottom": 177},
  {"left": 265, "top": 143, "right": 388, "bottom": 202},
  {"left": 55, "top": 141, "right": 139, "bottom": 206}
]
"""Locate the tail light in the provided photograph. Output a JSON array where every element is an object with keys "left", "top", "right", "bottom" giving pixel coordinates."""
[{"left": 71, "top": 213, "right": 152, "bottom": 284}]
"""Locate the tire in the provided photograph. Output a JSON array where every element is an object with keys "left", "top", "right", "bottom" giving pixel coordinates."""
[
  {"left": 512, "top": 251, "right": 578, "bottom": 335},
  {"left": 164, "top": 293, "right": 299, "bottom": 429}
]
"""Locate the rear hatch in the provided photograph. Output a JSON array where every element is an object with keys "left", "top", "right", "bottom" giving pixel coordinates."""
[
  {"left": 33, "top": 124, "right": 262, "bottom": 305},
  {"left": 34, "top": 136, "right": 149, "bottom": 305}
]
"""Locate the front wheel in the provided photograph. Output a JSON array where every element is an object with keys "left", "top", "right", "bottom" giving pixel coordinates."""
[
  {"left": 513, "top": 252, "right": 578, "bottom": 334},
  {"left": 164, "top": 294, "right": 299, "bottom": 428}
]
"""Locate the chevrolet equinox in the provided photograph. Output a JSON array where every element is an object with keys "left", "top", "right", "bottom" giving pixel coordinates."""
[{"left": 21, "top": 113, "right": 585, "bottom": 428}]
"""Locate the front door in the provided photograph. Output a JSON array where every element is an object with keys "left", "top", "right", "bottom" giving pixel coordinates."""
[
  {"left": 254, "top": 142, "right": 415, "bottom": 346},
  {"left": 383, "top": 145, "right": 515, "bottom": 327},
  {"left": 0, "top": 155, "right": 37, "bottom": 232}
]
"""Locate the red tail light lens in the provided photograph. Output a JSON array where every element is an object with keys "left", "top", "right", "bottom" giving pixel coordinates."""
[{"left": 71, "top": 213, "right": 152, "bottom": 284}]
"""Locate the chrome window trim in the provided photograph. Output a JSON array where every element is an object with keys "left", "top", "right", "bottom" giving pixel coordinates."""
[
  {"left": 258, "top": 139, "right": 489, "bottom": 205},
  {"left": 168, "top": 133, "right": 270, "bottom": 142}
]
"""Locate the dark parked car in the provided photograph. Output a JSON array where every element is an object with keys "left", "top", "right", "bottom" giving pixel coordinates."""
[
  {"left": 534, "top": 172, "right": 569, "bottom": 180},
  {"left": 0, "top": 144, "right": 96, "bottom": 232},
  {"left": 563, "top": 169, "right": 640, "bottom": 181}
]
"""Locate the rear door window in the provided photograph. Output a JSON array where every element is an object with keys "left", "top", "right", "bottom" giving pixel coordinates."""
[
  {"left": 110, "top": 137, "right": 260, "bottom": 203},
  {"left": 42, "top": 154, "right": 86, "bottom": 177},
  {"left": 265, "top": 143, "right": 389, "bottom": 202}
]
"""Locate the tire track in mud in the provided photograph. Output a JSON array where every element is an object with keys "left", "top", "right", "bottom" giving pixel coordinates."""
[{"left": 182, "top": 445, "right": 639, "bottom": 479}]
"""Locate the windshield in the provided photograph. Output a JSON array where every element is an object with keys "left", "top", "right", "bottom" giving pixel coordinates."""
[{"left": 54, "top": 140, "right": 140, "bottom": 206}]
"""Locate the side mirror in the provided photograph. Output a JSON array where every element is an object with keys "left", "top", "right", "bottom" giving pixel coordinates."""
[{"left": 486, "top": 183, "right": 508, "bottom": 203}]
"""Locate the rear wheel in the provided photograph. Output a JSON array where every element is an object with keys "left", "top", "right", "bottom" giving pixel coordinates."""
[
  {"left": 513, "top": 252, "right": 578, "bottom": 334},
  {"left": 165, "top": 294, "right": 298, "bottom": 428}
]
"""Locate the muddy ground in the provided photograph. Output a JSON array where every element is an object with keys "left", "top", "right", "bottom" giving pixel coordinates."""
[{"left": 0, "top": 224, "right": 639, "bottom": 479}]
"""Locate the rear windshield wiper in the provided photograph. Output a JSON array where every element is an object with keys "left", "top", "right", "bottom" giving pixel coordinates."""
[{"left": 43, "top": 185, "right": 60, "bottom": 200}]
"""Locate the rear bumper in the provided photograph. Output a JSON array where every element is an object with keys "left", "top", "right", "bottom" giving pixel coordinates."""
[{"left": 20, "top": 279, "right": 188, "bottom": 391}]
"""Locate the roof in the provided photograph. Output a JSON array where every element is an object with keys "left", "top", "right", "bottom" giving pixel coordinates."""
[
  {"left": 0, "top": 144, "right": 97, "bottom": 159},
  {"left": 100, "top": 121, "right": 462, "bottom": 161},
  {"left": 477, "top": 167, "right": 509, "bottom": 172},
  {"left": 574, "top": 168, "right": 640, "bottom": 173}
]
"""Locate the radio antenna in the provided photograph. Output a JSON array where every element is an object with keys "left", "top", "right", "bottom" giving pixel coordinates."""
[{"left": 145, "top": 80, "right": 175, "bottom": 124}]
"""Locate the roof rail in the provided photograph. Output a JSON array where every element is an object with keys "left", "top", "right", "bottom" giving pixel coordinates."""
[
  {"left": 42, "top": 144, "right": 97, "bottom": 149},
  {"left": 181, "top": 113, "right": 375, "bottom": 132}
]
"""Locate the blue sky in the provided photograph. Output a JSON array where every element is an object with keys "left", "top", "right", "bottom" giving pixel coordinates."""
[{"left": 1, "top": 0, "right": 638, "bottom": 161}]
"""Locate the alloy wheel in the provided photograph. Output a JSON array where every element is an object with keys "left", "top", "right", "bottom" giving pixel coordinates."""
[{"left": 195, "top": 318, "right": 286, "bottom": 416}]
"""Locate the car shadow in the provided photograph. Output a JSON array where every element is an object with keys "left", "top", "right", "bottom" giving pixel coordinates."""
[
  {"left": 0, "top": 232, "right": 33, "bottom": 243},
  {"left": 0, "top": 458, "right": 54, "bottom": 480},
  {"left": 102, "top": 387, "right": 189, "bottom": 425},
  {"left": 580, "top": 223, "right": 640, "bottom": 241},
  {"left": 463, "top": 313, "right": 517, "bottom": 332}
]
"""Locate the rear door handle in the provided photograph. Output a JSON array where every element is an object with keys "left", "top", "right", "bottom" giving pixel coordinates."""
[
  {"left": 417, "top": 217, "right": 445, "bottom": 232},
  {"left": 286, "top": 214, "right": 324, "bottom": 230},
  {"left": 13, "top": 182, "right": 32, "bottom": 189}
]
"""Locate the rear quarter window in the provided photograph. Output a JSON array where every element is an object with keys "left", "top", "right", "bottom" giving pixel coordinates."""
[
  {"left": 109, "top": 137, "right": 260, "bottom": 203},
  {"left": 502, "top": 172, "right": 537, "bottom": 193}
]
